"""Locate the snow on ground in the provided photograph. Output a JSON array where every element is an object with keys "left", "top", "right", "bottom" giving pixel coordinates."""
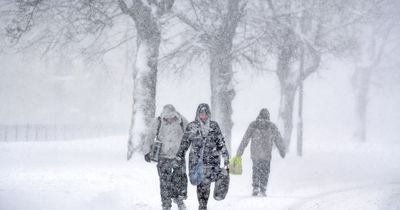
[{"left": 1, "top": 136, "right": 399, "bottom": 210}]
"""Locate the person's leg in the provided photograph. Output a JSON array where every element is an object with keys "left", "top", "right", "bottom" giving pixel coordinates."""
[
  {"left": 173, "top": 197, "right": 186, "bottom": 210},
  {"left": 157, "top": 158, "right": 174, "bottom": 209},
  {"left": 197, "top": 181, "right": 211, "bottom": 210},
  {"left": 175, "top": 157, "right": 188, "bottom": 200},
  {"left": 259, "top": 159, "right": 271, "bottom": 196},
  {"left": 252, "top": 159, "right": 261, "bottom": 196}
]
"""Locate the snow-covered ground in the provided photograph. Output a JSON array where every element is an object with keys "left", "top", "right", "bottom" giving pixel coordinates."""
[{"left": 1, "top": 136, "right": 399, "bottom": 210}]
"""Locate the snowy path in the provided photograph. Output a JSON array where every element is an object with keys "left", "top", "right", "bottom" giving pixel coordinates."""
[
  {"left": 290, "top": 182, "right": 400, "bottom": 210},
  {"left": 1, "top": 137, "right": 399, "bottom": 210}
]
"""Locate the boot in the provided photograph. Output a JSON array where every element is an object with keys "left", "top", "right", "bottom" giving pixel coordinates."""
[
  {"left": 178, "top": 203, "right": 187, "bottom": 210},
  {"left": 260, "top": 187, "right": 266, "bottom": 197},
  {"left": 174, "top": 198, "right": 186, "bottom": 210},
  {"left": 252, "top": 187, "right": 259, "bottom": 196},
  {"left": 260, "top": 190, "right": 267, "bottom": 197},
  {"left": 198, "top": 205, "right": 207, "bottom": 210}
]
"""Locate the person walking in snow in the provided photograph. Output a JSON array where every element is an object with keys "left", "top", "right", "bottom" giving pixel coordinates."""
[
  {"left": 175, "top": 103, "right": 230, "bottom": 210},
  {"left": 235, "top": 108, "right": 286, "bottom": 196},
  {"left": 144, "top": 104, "right": 188, "bottom": 210}
]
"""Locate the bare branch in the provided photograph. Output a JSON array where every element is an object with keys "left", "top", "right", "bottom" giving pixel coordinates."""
[
  {"left": 118, "top": 0, "right": 132, "bottom": 14},
  {"left": 371, "top": 20, "right": 395, "bottom": 68},
  {"left": 231, "top": 26, "right": 269, "bottom": 57},
  {"left": 85, "top": 34, "right": 136, "bottom": 58},
  {"left": 173, "top": 9, "right": 202, "bottom": 32},
  {"left": 302, "top": 42, "right": 321, "bottom": 80}
]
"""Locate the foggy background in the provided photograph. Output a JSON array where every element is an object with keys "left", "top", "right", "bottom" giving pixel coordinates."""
[
  {"left": 1, "top": 45, "right": 399, "bottom": 144},
  {"left": 1, "top": 0, "right": 399, "bottom": 148}
]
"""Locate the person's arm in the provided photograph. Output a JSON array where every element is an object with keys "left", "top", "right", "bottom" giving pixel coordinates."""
[
  {"left": 236, "top": 122, "right": 254, "bottom": 157},
  {"left": 175, "top": 123, "right": 193, "bottom": 162},
  {"left": 214, "top": 122, "right": 230, "bottom": 165},
  {"left": 181, "top": 115, "right": 189, "bottom": 130},
  {"left": 271, "top": 123, "right": 286, "bottom": 158},
  {"left": 143, "top": 118, "right": 159, "bottom": 154}
]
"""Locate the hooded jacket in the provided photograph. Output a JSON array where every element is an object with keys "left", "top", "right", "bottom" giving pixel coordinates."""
[
  {"left": 144, "top": 104, "right": 188, "bottom": 159},
  {"left": 176, "top": 103, "right": 230, "bottom": 177},
  {"left": 236, "top": 108, "right": 286, "bottom": 160}
]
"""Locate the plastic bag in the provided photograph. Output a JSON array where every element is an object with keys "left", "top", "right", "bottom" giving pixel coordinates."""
[
  {"left": 229, "top": 156, "right": 242, "bottom": 175},
  {"left": 214, "top": 168, "right": 230, "bottom": 200},
  {"left": 189, "top": 159, "right": 204, "bottom": 185}
]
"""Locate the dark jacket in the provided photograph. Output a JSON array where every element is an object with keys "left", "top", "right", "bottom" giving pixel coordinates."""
[
  {"left": 176, "top": 104, "right": 230, "bottom": 178},
  {"left": 236, "top": 108, "right": 286, "bottom": 160}
]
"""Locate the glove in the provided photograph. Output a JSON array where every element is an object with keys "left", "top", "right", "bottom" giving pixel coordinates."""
[
  {"left": 223, "top": 159, "right": 229, "bottom": 171},
  {"left": 172, "top": 157, "right": 182, "bottom": 168},
  {"left": 224, "top": 159, "right": 229, "bottom": 166},
  {"left": 144, "top": 153, "right": 151, "bottom": 162},
  {"left": 280, "top": 150, "right": 286, "bottom": 159}
]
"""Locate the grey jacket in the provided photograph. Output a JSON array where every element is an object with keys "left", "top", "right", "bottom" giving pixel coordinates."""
[
  {"left": 236, "top": 109, "right": 286, "bottom": 160},
  {"left": 144, "top": 104, "right": 188, "bottom": 159}
]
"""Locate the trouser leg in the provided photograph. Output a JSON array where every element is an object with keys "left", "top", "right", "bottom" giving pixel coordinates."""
[
  {"left": 157, "top": 158, "right": 174, "bottom": 208},
  {"left": 197, "top": 181, "right": 211, "bottom": 210},
  {"left": 173, "top": 196, "right": 186, "bottom": 210},
  {"left": 252, "top": 159, "right": 261, "bottom": 191},
  {"left": 259, "top": 159, "right": 271, "bottom": 193}
]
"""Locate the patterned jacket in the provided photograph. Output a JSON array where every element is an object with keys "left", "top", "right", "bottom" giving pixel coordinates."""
[{"left": 176, "top": 103, "right": 229, "bottom": 178}]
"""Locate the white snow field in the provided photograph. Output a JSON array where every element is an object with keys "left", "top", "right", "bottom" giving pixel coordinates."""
[{"left": 1, "top": 136, "right": 399, "bottom": 210}]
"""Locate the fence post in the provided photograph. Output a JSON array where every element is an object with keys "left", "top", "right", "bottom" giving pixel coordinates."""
[
  {"left": 35, "top": 126, "right": 39, "bottom": 141},
  {"left": 4, "top": 125, "right": 7, "bottom": 141},
  {"left": 25, "top": 124, "right": 29, "bottom": 141},
  {"left": 43, "top": 126, "right": 47, "bottom": 141},
  {"left": 54, "top": 125, "right": 57, "bottom": 141},
  {"left": 15, "top": 125, "right": 18, "bottom": 141},
  {"left": 63, "top": 125, "right": 66, "bottom": 141}
]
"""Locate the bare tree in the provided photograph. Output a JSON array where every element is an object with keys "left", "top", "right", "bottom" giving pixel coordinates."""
[
  {"left": 350, "top": 0, "right": 399, "bottom": 142},
  {"left": 260, "top": 0, "right": 367, "bottom": 151},
  {"left": 265, "top": 0, "right": 323, "bottom": 150},
  {"left": 118, "top": 0, "right": 175, "bottom": 158},
  {"left": 173, "top": 0, "right": 246, "bottom": 151},
  {"left": 2, "top": 0, "right": 175, "bottom": 158}
]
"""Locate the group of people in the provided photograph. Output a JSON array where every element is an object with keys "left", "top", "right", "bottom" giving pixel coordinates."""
[{"left": 143, "top": 103, "right": 286, "bottom": 210}]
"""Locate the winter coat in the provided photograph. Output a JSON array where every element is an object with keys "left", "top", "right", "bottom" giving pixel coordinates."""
[
  {"left": 176, "top": 103, "right": 230, "bottom": 180},
  {"left": 236, "top": 108, "right": 286, "bottom": 160},
  {"left": 144, "top": 104, "right": 188, "bottom": 159}
]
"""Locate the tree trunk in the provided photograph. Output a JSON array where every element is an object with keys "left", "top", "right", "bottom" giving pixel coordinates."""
[
  {"left": 126, "top": 2, "right": 161, "bottom": 156},
  {"left": 276, "top": 39, "right": 298, "bottom": 150},
  {"left": 278, "top": 83, "right": 297, "bottom": 150},
  {"left": 349, "top": 21, "right": 392, "bottom": 143},
  {"left": 210, "top": 47, "right": 235, "bottom": 153},
  {"left": 352, "top": 66, "right": 371, "bottom": 142},
  {"left": 208, "top": 0, "right": 242, "bottom": 153},
  {"left": 128, "top": 39, "right": 160, "bottom": 151},
  {"left": 297, "top": 45, "right": 305, "bottom": 156}
]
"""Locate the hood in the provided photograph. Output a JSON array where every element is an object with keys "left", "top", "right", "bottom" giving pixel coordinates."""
[
  {"left": 195, "top": 103, "right": 211, "bottom": 122},
  {"left": 256, "top": 108, "right": 270, "bottom": 121},
  {"left": 160, "top": 104, "right": 180, "bottom": 120}
]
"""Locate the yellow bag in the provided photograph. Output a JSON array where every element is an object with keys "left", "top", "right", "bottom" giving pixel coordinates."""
[{"left": 229, "top": 156, "right": 242, "bottom": 175}]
